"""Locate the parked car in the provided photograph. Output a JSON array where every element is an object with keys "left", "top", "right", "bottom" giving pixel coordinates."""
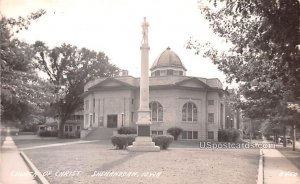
[{"left": 279, "top": 136, "right": 293, "bottom": 144}]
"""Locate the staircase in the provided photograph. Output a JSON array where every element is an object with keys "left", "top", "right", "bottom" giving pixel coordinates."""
[{"left": 83, "top": 128, "right": 117, "bottom": 140}]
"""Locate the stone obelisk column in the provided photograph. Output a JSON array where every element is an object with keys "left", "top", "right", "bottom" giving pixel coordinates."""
[{"left": 128, "top": 17, "right": 159, "bottom": 152}]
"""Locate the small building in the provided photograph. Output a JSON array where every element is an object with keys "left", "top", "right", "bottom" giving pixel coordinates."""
[
  {"left": 82, "top": 47, "right": 228, "bottom": 141},
  {"left": 37, "top": 121, "right": 58, "bottom": 136},
  {"left": 41, "top": 110, "right": 83, "bottom": 138},
  {"left": 63, "top": 120, "right": 82, "bottom": 138},
  {"left": 63, "top": 110, "right": 84, "bottom": 138},
  {"left": 38, "top": 122, "right": 58, "bottom": 132}
]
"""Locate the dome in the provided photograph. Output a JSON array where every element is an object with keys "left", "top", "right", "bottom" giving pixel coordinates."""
[{"left": 150, "top": 47, "right": 187, "bottom": 71}]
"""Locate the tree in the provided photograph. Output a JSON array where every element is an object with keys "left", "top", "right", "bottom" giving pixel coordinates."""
[
  {"left": 187, "top": 0, "right": 300, "bottom": 121},
  {"left": 1, "top": 10, "right": 56, "bottom": 126},
  {"left": 33, "top": 42, "right": 120, "bottom": 137}
]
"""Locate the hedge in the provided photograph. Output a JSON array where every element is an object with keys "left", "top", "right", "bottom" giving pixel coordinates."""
[
  {"left": 38, "top": 131, "right": 58, "bottom": 137},
  {"left": 167, "top": 127, "right": 183, "bottom": 140},
  {"left": 152, "top": 135, "right": 174, "bottom": 149},
  {"left": 117, "top": 127, "right": 137, "bottom": 134},
  {"left": 111, "top": 134, "right": 137, "bottom": 149},
  {"left": 218, "top": 129, "right": 240, "bottom": 142}
]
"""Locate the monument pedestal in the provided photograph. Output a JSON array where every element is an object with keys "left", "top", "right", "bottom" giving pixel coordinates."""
[
  {"left": 128, "top": 136, "right": 160, "bottom": 152},
  {"left": 127, "top": 125, "right": 160, "bottom": 152}
]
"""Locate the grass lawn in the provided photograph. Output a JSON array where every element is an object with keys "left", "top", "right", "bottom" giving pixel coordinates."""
[
  {"left": 277, "top": 146, "right": 300, "bottom": 170},
  {"left": 23, "top": 141, "right": 259, "bottom": 184},
  {"left": 12, "top": 135, "right": 86, "bottom": 148}
]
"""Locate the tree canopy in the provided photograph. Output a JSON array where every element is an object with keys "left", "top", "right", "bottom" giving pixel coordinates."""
[
  {"left": 32, "top": 41, "right": 120, "bottom": 136},
  {"left": 188, "top": 0, "right": 300, "bottom": 123},
  {"left": 1, "top": 10, "right": 55, "bottom": 125}
]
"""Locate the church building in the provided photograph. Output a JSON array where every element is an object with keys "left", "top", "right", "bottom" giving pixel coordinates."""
[{"left": 83, "top": 47, "right": 226, "bottom": 141}]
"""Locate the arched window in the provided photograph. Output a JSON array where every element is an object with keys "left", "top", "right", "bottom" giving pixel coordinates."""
[
  {"left": 149, "top": 101, "right": 163, "bottom": 122},
  {"left": 182, "top": 102, "right": 197, "bottom": 122}
]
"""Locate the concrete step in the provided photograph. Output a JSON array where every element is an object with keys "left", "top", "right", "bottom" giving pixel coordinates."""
[
  {"left": 132, "top": 141, "right": 155, "bottom": 146},
  {"left": 84, "top": 128, "right": 117, "bottom": 140}
]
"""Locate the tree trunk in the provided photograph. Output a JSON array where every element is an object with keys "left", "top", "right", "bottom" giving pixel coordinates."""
[
  {"left": 283, "top": 126, "right": 286, "bottom": 147},
  {"left": 250, "top": 119, "right": 252, "bottom": 143},
  {"left": 293, "top": 124, "right": 296, "bottom": 151},
  {"left": 58, "top": 118, "right": 65, "bottom": 138}
]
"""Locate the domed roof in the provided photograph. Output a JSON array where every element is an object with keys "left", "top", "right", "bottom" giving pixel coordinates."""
[{"left": 150, "top": 47, "right": 187, "bottom": 71}]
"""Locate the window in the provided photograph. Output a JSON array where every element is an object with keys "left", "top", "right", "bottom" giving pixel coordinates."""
[
  {"left": 208, "top": 113, "right": 214, "bottom": 123},
  {"left": 208, "top": 131, "right": 214, "bottom": 139},
  {"left": 179, "top": 71, "right": 183, "bottom": 76},
  {"left": 155, "top": 70, "right": 160, "bottom": 76},
  {"left": 160, "top": 70, "right": 167, "bottom": 76},
  {"left": 131, "top": 99, "right": 134, "bottom": 104},
  {"left": 220, "top": 104, "right": 224, "bottom": 129},
  {"left": 85, "top": 100, "right": 89, "bottom": 111},
  {"left": 65, "top": 126, "right": 69, "bottom": 132},
  {"left": 208, "top": 100, "right": 214, "bottom": 105},
  {"left": 64, "top": 126, "right": 73, "bottom": 132},
  {"left": 182, "top": 131, "right": 198, "bottom": 140},
  {"left": 167, "top": 70, "right": 173, "bottom": 75},
  {"left": 85, "top": 114, "right": 89, "bottom": 125},
  {"left": 182, "top": 102, "right": 197, "bottom": 122},
  {"left": 131, "top": 112, "right": 134, "bottom": 123},
  {"left": 89, "top": 115, "right": 93, "bottom": 126},
  {"left": 77, "top": 126, "right": 80, "bottom": 130},
  {"left": 98, "top": 116, "right": 103, "bottom": 126},
  {"left": 93, "top": 98, "right": 95, "bottom": 109},
  {"left": 174, "top": 70, "right": 179, "bottom": 76},
  {"left": 93, "top": 113, "right": 95, "bottom": 124},
  {"left": 149, "top": 101, "right": 163, "bottom": 122},
  {"left": 152, "top": 131, "right": 163, "bottom": 135}
]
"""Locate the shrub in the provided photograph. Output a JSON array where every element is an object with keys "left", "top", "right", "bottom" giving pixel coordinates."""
[
  {"left": 218, "top": 129, "right": 240, "bottom": 142},
  {"left": 152, "top": 135, "right": 174, "bottom": 149},
  {"left": 63, "top": 133, "right": 78, "bottom": 139},
  {"left": 117, "top": 127, "right": 137, "bottom": 134},
  {"left": 218, "top": 129, "right": 228, "bottom": 141},
  {"left": 167, "top": 127, "right": 183, "bottom": 140},
  {"left": 111, "top": 134, "right": 137, "bottom": 149},
  {"left": 231, "top": 129, "right": 240, "bottom": 142},
  {"left": 38, "top": 130, "right": 58, "bottom": 137}
]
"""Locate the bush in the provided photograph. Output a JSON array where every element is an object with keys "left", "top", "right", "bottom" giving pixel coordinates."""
[
  {"left": 218, "top": 129, "right": 240, "bottom": 142},
  {"left": 21, "top": 124, "right": 36, "bottom": 132},
  {"left": 167, "top": 127, "right": 183, "bottom": 140},
  {"left": 111, "top": 134, "right": 137, "bottom": 149},
  {"left": 38, "top": 130, "right": 58, "bottom": 137},
  {"left": 152, "top": 135, "right": 174, "bottom": 149},
  {"left": 117, "top": 127, "right": 137, "bottom": 134}
]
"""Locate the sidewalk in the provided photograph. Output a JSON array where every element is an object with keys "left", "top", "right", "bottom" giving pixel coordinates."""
[
  {"left": 0, "top": 136, "right": 38, "bottom": 184},
  {"left": 263, "top": 147, "right": 300, "bottom": 184}
]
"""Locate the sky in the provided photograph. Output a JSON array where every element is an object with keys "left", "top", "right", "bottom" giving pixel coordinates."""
[{"left": 0, "top": 0, "right": 233, "bottom": 87}]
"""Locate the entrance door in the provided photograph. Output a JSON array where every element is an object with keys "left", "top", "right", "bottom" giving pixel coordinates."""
[{"left": 107, "top": 115, "right": 118, "bottom": 128}]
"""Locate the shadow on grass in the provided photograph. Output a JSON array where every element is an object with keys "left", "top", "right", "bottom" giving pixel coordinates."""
[{"left": 96, "top": 151, "right": 145, "bottom": 171}]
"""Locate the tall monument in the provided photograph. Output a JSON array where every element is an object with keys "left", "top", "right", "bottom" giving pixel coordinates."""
[{"left": 127, "top": 17, "right": 160, "bottom": 152}]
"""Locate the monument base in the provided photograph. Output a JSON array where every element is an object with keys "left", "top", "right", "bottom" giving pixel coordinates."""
[{"left": 127, "top": 136, "right": 160, "bottom": 152}]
